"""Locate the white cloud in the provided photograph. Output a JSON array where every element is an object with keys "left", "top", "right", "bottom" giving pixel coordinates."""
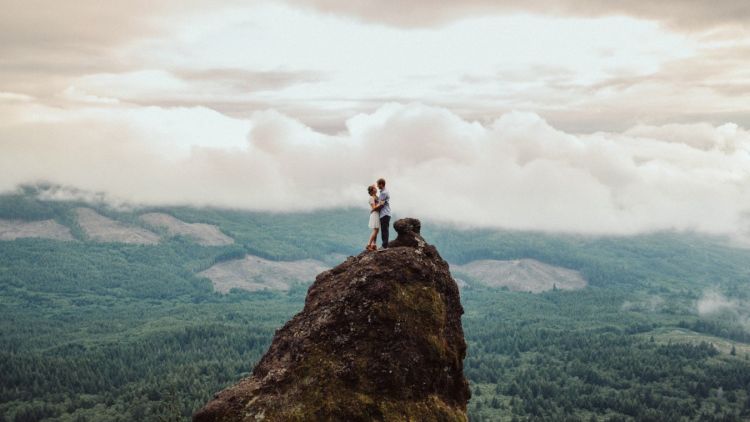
[
  {"left": 285, "top": 0, "right": 750, "bottom": 31},
  {"left": 0, "top": 92, "right": 34, "bottom": 102},
  {"left": 622, "top": 295, "right": 665, "bottom": 312},
  {"left": 61, "top": 86, "right": 120, "bottom": 105},
  {"left": 1, "top": 101, "right": 749, "bottom": 238},
  {"left": 697, "top": 291, "right": 740, "bottom": 315},
  {"left": 2, "top": 1, "right": 748, "bottom": 134},
  {"left": 696, "top": 290, "right": 750, "bottom": 331}
]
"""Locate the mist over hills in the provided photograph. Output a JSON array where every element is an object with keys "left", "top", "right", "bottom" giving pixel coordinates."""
[
  {"left": 1, "top": 188, "right": 750, "bottom": 420},
  {"left": 3, "top": 101, "right": 750, "bottom": 240}
]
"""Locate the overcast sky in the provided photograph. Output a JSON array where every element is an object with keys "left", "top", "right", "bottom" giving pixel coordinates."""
[{"left": 1, "top": 0, "right": 749, "bottom": 238}]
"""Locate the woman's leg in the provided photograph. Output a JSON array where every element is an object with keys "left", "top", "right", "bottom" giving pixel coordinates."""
[{"left": 368, "top": 228, "right": 379, "bottom": 249}]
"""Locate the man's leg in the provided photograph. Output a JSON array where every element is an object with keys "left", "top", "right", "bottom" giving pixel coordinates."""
[{"left": 380, "top": 215, "right": 390, "bottom": 248}]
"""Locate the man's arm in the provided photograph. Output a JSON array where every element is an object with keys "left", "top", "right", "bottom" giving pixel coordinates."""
[{"left": 374, "top": 191, "right": 388, "bottom": 210}]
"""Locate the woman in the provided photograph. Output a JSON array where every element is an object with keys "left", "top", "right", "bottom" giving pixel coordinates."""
[{"left": 366, "top": 185, "right": 380, "bottom": 251}]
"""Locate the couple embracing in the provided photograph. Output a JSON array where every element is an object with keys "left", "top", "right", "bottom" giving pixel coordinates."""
[{"left": 366, "top": 178, "right": 391, "bottom": 251}]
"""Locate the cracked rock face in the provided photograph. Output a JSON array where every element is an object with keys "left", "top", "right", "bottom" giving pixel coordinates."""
[{"left": 193, "top": 218, "right": 470, "bottom": 422}]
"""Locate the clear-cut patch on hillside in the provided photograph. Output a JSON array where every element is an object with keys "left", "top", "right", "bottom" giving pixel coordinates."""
[
  {"left": 140, "top": 213, "right": 234, "bottom": 246},
  {"left": 451, "top": 259, "right": 586, "bottom": 292},
  {"left": 75, "top": 207, "right": 160, "bottom": 244},
  {"left": 0, "top": 219, "right": 74, "bottom": 241},
  {"left": 198, "top": 255, "right": 329, "bottom": 293}
]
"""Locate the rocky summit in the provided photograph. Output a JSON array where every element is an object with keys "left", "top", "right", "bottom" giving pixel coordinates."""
[{"left": 193, "top": 218, "right": 470, "bottom": 422}]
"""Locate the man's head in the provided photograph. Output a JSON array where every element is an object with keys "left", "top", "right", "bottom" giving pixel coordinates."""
[{"left": 377, "top": 178, "right": 386, "bottom": 190}]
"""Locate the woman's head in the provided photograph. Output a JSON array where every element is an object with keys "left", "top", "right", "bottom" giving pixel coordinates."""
[{"left": 367, "top": 185, "right": 376, "bottom": 196}]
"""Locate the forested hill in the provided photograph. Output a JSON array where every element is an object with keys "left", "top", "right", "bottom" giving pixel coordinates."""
[{"left": 1, "top": 188, "right": 750, "bottom": 421}]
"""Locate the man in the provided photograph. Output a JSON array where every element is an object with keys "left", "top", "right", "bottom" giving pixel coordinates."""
[{"left": 375, "top": 178, "right": 391, "bottom": 248}]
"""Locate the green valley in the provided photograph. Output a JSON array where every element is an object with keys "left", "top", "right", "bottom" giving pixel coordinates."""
[{"left": 1, "top": 189, "right": 749, "bottom": 421}]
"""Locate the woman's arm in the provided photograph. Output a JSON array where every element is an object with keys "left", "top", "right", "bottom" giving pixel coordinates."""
[{"left": 370, "top": 198, "right": 380, "bottom": 211}]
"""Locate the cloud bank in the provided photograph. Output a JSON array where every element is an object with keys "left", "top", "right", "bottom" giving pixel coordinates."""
[
  {"left": 697, "top": 291, "right": 741, "bottom": 315},
  {"left": 697, "top": 290, "right": 750, "bottom": 330},
  {"left": 3, "top": 1, "right": 749, "bottom": 135},
  {"left": 1, "top": 102, "right": 749, "bottom": 237},
  {"left": 287, "top": 0, "right": 750, "bottom": 31}
]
